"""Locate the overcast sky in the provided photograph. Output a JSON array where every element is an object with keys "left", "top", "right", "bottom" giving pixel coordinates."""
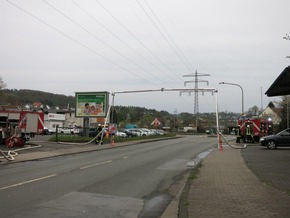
[{"left": 1, "top": 0, "right": 289, "bottom": 114}]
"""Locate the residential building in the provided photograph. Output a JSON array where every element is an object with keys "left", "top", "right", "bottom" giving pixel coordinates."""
[{"left": 261, "top": 106, "right": 282, "bottom": 125}]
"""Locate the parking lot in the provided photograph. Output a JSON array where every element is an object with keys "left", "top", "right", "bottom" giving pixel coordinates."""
[{"left": 242, "top": 144, "right": 290, "bottom": 193}]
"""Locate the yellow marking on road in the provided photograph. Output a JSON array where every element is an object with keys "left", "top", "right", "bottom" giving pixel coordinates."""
[
  {"left": 80, "top": 160, "right": 112, "bottom": 170},
  {"left": 0, "top": 174, "right": 57, "bottom": 191}
]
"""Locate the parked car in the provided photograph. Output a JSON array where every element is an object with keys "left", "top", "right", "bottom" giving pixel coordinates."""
[
  {"left": 126, "top": 128, "right": 147, "bottom": 137},
  {"left": 148, "top": 129, "right": 158, "bottom": 135},
  {"left": 156, "top": 129, "right": 165, "bottom": 135},
  {"left": 139, "top": 128, "right": 150, "bottom": 136},
  {"left": 78, "top": 128, "right": 98, "bottom": 137},
  {"left": 259, "top": 128, "right": 290, "bottom": 149},
  {"left": 116, "top": 131, "right": 127, "bottom": 138},
  {"left": 42, "top": 127, "right": 54, "bottom": 135},
  {"left": 43, "top": 127, "right": 51, "bottom": 135},
  {"left": 123, "top": 129, "right": 137, "bottom": 137},
  {"left": 58, "top": 127, "right": 80, "bottom": 135},
  {"left": 89, "top": 128, "right": 98, "bottom": 137}
]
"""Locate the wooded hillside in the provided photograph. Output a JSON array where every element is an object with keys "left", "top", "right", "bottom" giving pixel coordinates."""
[
  {"left": 0, "top": 88, "right": 234, "bottom": 132},
  {"left": 0, "top": 89, "right": 75, "bottom": 108}
]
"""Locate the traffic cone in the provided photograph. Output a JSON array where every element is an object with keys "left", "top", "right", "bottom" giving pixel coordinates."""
[
  {"left": 111, "top": 136, "right": 115, "bottom": 147},
  {"left": 219, "top": 133, "right": 223, "bottom": 151}
]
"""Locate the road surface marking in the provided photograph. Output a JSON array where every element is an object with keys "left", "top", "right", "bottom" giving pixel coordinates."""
[
  {"left": 123, "top": 156, "right": 129, "bottom": 159},
  {"left": 80, "top": 160, "right": 112, "bottom": 170},
  {"left": 0, "top": 174, "right": 57, "bottom": 191}
]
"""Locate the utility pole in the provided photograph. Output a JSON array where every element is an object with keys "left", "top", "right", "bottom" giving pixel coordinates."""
[
  {"left": 287, "top": 95, "right": 289, "bottom": 129},
  {"left": 283, "top": 33, "right": 290, "bottom": 58},
  {"left": 183, "top": 70, "right": 210, "bottom": 131},
  {"left": 283, "top": 34, "right": 289, "bottom": 128},
  {"left": 174, "top": 108, "right": 177, "bottom": 132}
]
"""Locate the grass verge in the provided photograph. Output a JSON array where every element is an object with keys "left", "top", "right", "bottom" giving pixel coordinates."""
[
  {"left": 178, "top": 163, "right": 201, "bottom": 218},
  {"left": 48, "top": 133, "right": 176, "bottom": 143}
]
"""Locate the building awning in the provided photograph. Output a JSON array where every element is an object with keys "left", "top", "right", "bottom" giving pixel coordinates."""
[{"left": 265, "top": 66, "right": 290, "bottom": 97}]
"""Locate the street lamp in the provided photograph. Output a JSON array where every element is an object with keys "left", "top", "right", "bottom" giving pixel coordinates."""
[{"left": 219, "top": 82, "right": 244, "bottom": 114}]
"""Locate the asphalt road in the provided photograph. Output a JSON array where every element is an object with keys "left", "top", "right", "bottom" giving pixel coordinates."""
[
  {"left": 241, "top": 144, "right": 290, "bottom": 194},
  {"left": 0, "top": 135, "right": 217, "bottom": 218}
]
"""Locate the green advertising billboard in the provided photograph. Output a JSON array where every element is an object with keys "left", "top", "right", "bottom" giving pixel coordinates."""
[{"left": 75, "top": 92, "right": 109, "bottom": 118}]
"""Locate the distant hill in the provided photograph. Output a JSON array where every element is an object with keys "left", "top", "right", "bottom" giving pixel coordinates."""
[
  {"left": 0, "top": 88, "right": 233, "bottom": 132},
  {"left": 0, "top": 89, "right": 75, "bottom": 108},
  {"left": 0, "top": 89, "right": 180, "bottom": 128}
]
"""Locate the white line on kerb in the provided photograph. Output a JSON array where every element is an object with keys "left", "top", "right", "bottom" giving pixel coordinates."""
[
  {"left": 80, "top": 160, "right": 112, "bottom": 170},
  {"left": 0, "top": 174, "right": 57, "bottom": 191}
]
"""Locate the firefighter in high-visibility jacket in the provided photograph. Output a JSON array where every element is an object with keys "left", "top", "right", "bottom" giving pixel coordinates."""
[
  {"left": 236, "top": 126, "right": 241, "bottom": 143},
  {"left": 245, "top": 125, "right": 252, "bottom": 143},
  {"left": 95, "top": 124, "right": 103, "bottom": 145}
]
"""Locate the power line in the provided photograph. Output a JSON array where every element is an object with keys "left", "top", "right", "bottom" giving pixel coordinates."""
[
  {"left": 7, "top": 0, "right": 164, "bottom": 87},
  {"left": 124, "top": 0, "right": 184, "bottom": 84},
  {"left": 71, "top": 0, "right": 179, "bottom": 85},
  {"left": 144, "top": 0, "right": 215, "bottom": 111},
  {"left": 95, "top": 0, "right": 184, "bottom": 84},
  {"left": 7, "top": 0, "right": 206, "bottom": 112},
  {"left": 7, "top": 0, "right": 196, "bottom": 111},
  {"left": 143, "top": 0, "right": 195, "bottom": 72},
  {"left": 96, "top": 0, "right": 199, "bottom": 108},
  {"left": 43, "top": 0, "right": 168, "bottom": 86},
  {"left": 136, "top": 0, "right": 192, "bottom": 73}
]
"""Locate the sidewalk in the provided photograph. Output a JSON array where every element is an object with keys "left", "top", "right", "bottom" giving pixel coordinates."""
[{"left": 186, "top": 144, "right": 290, "bottom": 218}]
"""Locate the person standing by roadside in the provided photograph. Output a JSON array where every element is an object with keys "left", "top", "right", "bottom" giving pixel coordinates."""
[
  {"left": 236, "top": 126, "right": 241, "bottom": 143},
  {"left": 96, "top": 124, "right": 103, "bottom": 145},
  {"left": 245, "top": 125, "right": 252, "bottom": 143}
]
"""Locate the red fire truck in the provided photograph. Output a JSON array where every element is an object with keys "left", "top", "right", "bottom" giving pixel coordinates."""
[
  {"left": 0, "top": 110, "right": 44, "bottom": 148},
  {"left": 237, "top": 117, "right": 273, "bottom": 143}
]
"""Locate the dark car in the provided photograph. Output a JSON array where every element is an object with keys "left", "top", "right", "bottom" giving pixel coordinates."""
[
  {"left": 78, "top": 128, "right": 98, "bottom": 137},
  {"left": 89, "top": 128, "right": 98, "bottom": 137},
  {"left": 43, "top": 127, "right": 50, "bottom": 135},
  {"left": 117, "top": 128, "right": 137, "bottom": 137},
  {"left": 259, "top": 128, "right": 290, "bottom": 149},
  {"left": 122, "top": 129, "right": 137, "bottom": 137},
  {"left": 43, "top": 127, "right": 53, "bottom": 135}
]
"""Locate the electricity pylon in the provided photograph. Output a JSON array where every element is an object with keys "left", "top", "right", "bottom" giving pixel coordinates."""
[{"left": 183, "top": 70, "right": 210, "bottom": 114}]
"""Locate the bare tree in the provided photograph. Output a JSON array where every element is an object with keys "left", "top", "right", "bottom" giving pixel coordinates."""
[
  {"left": 0, "top": 75, "right": 7, "bottom": 100},
  {"left": 0, "top": 75, "right": 6, "bottom": 90},
  {"left": 247, "top": 105, "right": 260, "bottom": 116}
]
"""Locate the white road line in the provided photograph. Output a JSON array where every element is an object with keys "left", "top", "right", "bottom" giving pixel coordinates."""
[
  {"left": 0, "top": 174, "right": 57, "bottom": 191},
  {"left": 123, "top": 156, "right": 129, "bottom": 159},
  {"left": 80, "top": 160, "right": 112, "bottom": 170}
]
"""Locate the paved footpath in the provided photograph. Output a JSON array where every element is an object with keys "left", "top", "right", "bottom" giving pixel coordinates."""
[{"left": 187, "top": 144, "right": 290, "bottom": 218}]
